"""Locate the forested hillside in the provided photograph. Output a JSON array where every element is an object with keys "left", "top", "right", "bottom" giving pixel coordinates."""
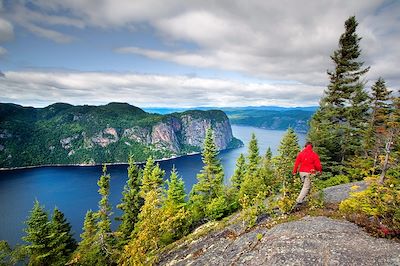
[{"left": 0, "top": 103, "right": 242, "bottom": 168}]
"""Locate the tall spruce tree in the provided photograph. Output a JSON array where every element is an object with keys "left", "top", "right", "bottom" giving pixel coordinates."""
[
  {"left": 160, "top": 166, "right": 188, "bottom": 245},
  {"left": 231, "top": 153, "right": 246, "bottom": 190},
  {"left": 190, "top": 129, "right": 224, "bottom": 201},
  {"left": 309, "top": 16, "right": 370, "bottom": 171},
  {"left": 96, "top": 165, "right": 115, "bottom": 263},
  {"left": 117, "top": 156, "right": 142, "bottom": 244},
  {"left": 22, "top": 200, "right": 52, "bottom": 266},
  {"left": 239, "top": 134, "right": 266, "bottom": 201},
  {"left": 365, "top": 78, "right": 392, "bottom": 166},
  {"left": 189, "top": 128, "right": 225, "bottom": 220},
  {"left": 48, "top": 208, "right": 76, "bottom": 265},
  {"left": 73, "top": 210, "right": 101, "bottom": 265},
  {"left": 141, "top": 157, "right": 165, "bottom": 197}
]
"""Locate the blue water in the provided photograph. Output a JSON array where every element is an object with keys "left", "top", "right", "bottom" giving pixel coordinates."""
[{"left": 0, "top": 126, "right": 305, "bottom": 246}]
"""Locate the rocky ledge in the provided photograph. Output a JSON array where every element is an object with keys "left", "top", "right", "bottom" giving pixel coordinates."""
[{"left": 159, "top": 216, "right": 400, "bottom": 266}]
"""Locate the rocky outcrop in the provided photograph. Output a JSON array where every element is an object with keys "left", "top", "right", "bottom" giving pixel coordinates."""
[
  {"left": 159, "top": 216, "right": 400, "bottom": 265},
  {"left": 323, "top": 181, "right": 368, "bottom": 204}
]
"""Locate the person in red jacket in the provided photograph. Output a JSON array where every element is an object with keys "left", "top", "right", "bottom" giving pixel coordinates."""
[{"left": 292, "top": 141, "right": 322, "bottom": 207}]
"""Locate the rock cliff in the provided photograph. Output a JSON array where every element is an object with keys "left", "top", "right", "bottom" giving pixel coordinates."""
[{"left": 0, "top": 103, "right": 242, "bottom": 168}]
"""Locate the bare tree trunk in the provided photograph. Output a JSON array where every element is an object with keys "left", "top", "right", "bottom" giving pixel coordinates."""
[{"left": 379, "top": 133, "right": 393, "bottom": 184}]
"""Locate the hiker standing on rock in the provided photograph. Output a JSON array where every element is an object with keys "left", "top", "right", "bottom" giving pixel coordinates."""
[{"left": 292, "top": 142, "right": 322, "bottom": 209}]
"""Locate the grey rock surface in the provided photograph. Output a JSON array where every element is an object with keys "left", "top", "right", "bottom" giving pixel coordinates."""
[
  {"left": 159, "top": 216, "right": 400, "bottom": 266},
  {"left": 323, "top": 181, "right": 368, "bottom": 204}
]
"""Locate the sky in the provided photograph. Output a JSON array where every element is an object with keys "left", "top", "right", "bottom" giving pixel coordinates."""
[{"left": 0, "top": 0, "right": 399, "bottom": 108}]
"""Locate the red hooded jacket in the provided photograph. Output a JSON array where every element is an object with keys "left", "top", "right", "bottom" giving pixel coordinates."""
[{"left": 292, "top": 145, "right": 322, "bottom": 174}]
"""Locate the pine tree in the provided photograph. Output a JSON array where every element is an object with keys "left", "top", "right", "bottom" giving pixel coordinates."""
[
  {"left": 260, "top": 147, "right": 274, "bottom": 189},
  {"left": 190, "top": 129, "right": 225, "bottom": 217},
  {"left": 160, "top": 166, "right": 188, "bottom": 245},
  {"left": 274, "top": 129, "right": 300, "bottom": 212},
  {"left": 121, "top": 190, "right": 164, "bottom": 265},
  {"left": 247, "top": 133, "right": 261, "bottom": 173},
  {"left": 22, "top": 200, "right": 52, "bottom": 266},
  {"left": 231, "top": 153, "right": 246, "bottom": 190},
  {"left": 141, "top": 157, "right": 165, "bottom": 197},
  {"left": 165, "top": 166, "right": 186, "bottom": 208},
  {"left": 47, "top": 208, "right": 76, "bottom": 265},
  {"left": 365, "top": 78, "right": 392, "bottom": 166},
  {"left": 309, "top": 16, "right": 370, "bottom": 171},
  {"left": 96, "top": 165, "right": 115, "bottom": 262},
  {"left": 117, "top": 156, "right": 142, "bottom": 244},
  {"left": 239, "top": 134, "right": 266, "bottom": 201}
]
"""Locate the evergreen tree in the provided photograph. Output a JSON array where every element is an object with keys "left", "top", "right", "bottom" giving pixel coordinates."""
[
  {"left": 141, "top": 157, "right": 165, "bottom": 197},
  {"left": 121, "top": 189, "right": 164, "bottom": 265},
  {"left": 73, "top": 210, "right": 103, "bottom": 265},
  {"left": 273, "top": 129, "right": 300, "bottom": 212},
  {"left": 231, "top": 153, "right": 246, "bottom": 190},
  {"left": 365, "top": 78, "right": 392, "bottom": 166},
  {"left": 247, "top": 133, "right": 261, "bottom": 173},
  {"left": 117, "top": 156, "right": 142, "bottom": 244},
  {"left": 239, "top": 134, "right": 266, "bottom": 201},
  {"left": 160, "top": 167, "right": 188, "bottom": 245},
  {"left": 165, "top": 166, "right": 186, "bottom": 208},
  {"left": 96, "top": 165, "right": 115, "bottom": 263},
  {"left": 190, "top": 129, "right": 225, "bottom": 220},
  {"left": 0, "top": 240, "right": 12, "bottom": 266},
  {"left": 22, "top": 200, "right": 52, "bottom": 266},
  {"left": 309, "top": 16, "right": 370, "bottom": 171},
  {"left": 48, "top": 208, "right": 76, "bottom": 265},
  {"left": 260, "top": 147, "right": 274, "bottom": 189}
]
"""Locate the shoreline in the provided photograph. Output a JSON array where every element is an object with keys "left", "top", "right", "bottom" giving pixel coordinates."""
[{"left": 0, "top": 152, "right": 202, "bottom": 171}]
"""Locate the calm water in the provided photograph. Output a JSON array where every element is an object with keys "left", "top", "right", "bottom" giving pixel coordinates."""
[{"left": 0, "top": 125, "right": 305, "bottom": 246}]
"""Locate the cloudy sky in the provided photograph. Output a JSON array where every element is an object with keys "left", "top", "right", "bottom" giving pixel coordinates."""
[{"left": 0, "top": 0, "right": 399, "bottom": 108}]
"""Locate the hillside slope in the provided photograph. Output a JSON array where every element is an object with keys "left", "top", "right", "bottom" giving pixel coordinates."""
[{"left": 0, "top": 103, "right": 242, "bottom": 168}]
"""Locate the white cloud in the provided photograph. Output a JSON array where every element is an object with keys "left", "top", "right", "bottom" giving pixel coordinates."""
[
  {"left": 3, "top": 1, "right": 400, "bottom": 93},
  {"left": 0, "top": 71, "right": 324, "bottom": 107},
  {"left": 0, "top": 46, "right": 6, "bottom": 55},
  {"left": 0, "top": 17, "right": 13, "bottom": 42}
]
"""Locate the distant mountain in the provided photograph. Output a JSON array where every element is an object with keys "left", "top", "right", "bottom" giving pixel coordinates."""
[
  {"left": 144, "top": 106, "right": 317, "bottom": 133},
  {"left": 0, "top": 103, "right": 242, "bottom": 168}
]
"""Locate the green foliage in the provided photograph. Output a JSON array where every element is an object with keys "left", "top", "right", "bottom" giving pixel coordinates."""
[
  {"left": 308, "top": 16, "right": 370, "bottom": 172},
  {"left": 0, "top": 103, "right": 242, "bottom": 168},
  {"left": 231, "top": 153, "right": 246, "bottom": 190},
  {"left": 239, "top": 134, "right": 266, "bottom": 202},
  {"left": 190, "top": 129, "right": 225, "bottom": 221},
  {"left": 22, "top": 200, "right": 52, "bottom": 266},
  {"left": 0, "top": 241, "right": 11, "bottom": 266},
  {"left": 315, "top": 175, "right": 350, "bottom": 189},
  {"left": 117, "top": 156, "right": 142, "bottom": 245},
  {"left": 48, "top": 208, "right": 77, "bottom": 265},
  {"left": 239, "top": 192, "right": 267, "bottom": 228},
  {"left": 141, "top": 157, "right": 165, "bottom": 197},
  {"left": 340, "top": 176, "right": 400, "bottom": 232},
  {"left": 121, "top": 190, "right": 164, "bottom": 266}
]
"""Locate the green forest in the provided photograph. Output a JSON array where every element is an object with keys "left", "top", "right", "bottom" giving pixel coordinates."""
[
  {"left": 0, "top": 103, "right": 239, "bottom": 168},
  {"left": 1, "top": 15, "right": 399, "bottom": 265}
]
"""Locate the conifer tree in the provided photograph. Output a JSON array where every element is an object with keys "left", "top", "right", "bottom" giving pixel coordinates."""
[
  {"left": 22, "top": 200, "right": 52, "bottom": 266},
  {"left": 239, "top": 134, "right": 266, "bottom": 202},
  {"left": 192, "top": 129, "right": 224, "bottom": 202},
  {"left": 309, "top": 16, "right": 370, "bottom": 170},
  {"left": 274, "top": 129, "right": 300, "bottom": 211},
  {"left": 231, "top": 153, "right": 246, "bottom": 190},
  {"left": 117, "top": 156, "right": 142, "bottom": 244},
  {"left": 96, "top": 165, "right": 115, "bottom": 262},
  {"left": 72, "top": 210, "right": 105, "bottom": 265},
  {"left": 121, "top": 189, "right": 164, "bottom": 265},
  {"left": 165, "top": 166, "right": 186, "bottom": 208},
  {"left": 48, "top": 208, "right": 76, "bottom": 265},
  {"left": 260, "top": 147, "right": 274, "bottom": 188},
  {"left": 247, "top": 133, "right": 261, "bottom": 173},
  {"left": 365, "top": 78, "right": 392, "bottom": 166},
  {"left": 141, "top": 157, "right": 165, "bottom": 197},
  {"left": 160, "top": 167, "right": 188, "bottom": 244}
]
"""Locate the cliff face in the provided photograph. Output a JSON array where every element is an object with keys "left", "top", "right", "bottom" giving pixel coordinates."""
[{"left": 0, "top": 103, "right": 242, "bottom": 168}]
